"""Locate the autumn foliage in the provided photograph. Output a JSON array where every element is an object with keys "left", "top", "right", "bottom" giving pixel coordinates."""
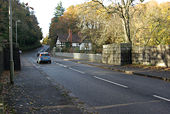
[{"left": 49, "top": 0, "right": 170, "bottom": 47}]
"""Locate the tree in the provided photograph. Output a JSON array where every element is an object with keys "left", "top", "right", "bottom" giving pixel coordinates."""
[
  {"left": 0, "top": 0, "right": 42, "bottom": 50},
  {"left": 131, "top": 1, "right": 170, "bottom": 45},
  {"left": 49, "top": 1, "right": 65, "bottom": 50},
  {"left": 13, "top": 0, "right": 42, "bottom": 49},
  {"left": 0, "top": 0, "right": 8, "bottom": 42},
  {"left": 42, "top": 35, "right": 50, "bottom": 45},
  {"left": 62, "top": 5, "right": 79, "bottom": 33},
  {"left": 76, "top": 2, "right": 124, "bottom": 46},
  {"left": 76, "top": 2, "right": 105, "bottom": 46},
  {"left": 48, "top": 0, "right": 169, "bottom": 48},
  {"left": 91, "top": 0, "right": 144, "bottom": 43},
  {"left": 54, "top": 1, "right": 65, "bottom": 21}
]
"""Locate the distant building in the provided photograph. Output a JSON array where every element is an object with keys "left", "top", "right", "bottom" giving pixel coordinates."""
[
  {"left": 56, "top": 30, "right": 92, "bottom": 51},
  {"left": 79, "top": 37, "right": 92, "bottom": 51}
]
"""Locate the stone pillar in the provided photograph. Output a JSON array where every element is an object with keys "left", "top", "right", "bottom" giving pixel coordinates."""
[{"left": 102, "top": 43, "right": 132, "bottom": 65}]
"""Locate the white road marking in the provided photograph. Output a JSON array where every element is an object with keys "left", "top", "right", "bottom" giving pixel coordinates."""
[
  {"left": 46, "top": 77, "right": 51, "bottom": 80},
  {"left": 69, "top": 68, "right": 85, "bottom": 74},
  {"left": 32, "top": 63, "right": 40, "bottom": 68},
  {"left": 30, "top": 58, "right": 40, "bottom": 69},
  {"left": 30, "top": 57, "right": 40, "bottom": 68},
  {"left": 55, "top": 63, "right": 67, "bottom": 68},
  {"left": 30, "top": 57, "right": 37, "bottom": 63},
  {"left": 94, "top": 76, "right": 128, "bottom": 88},
  {"left": 55, "top": 62, "right": 85, "bottom": 74},
  {"left": 153, "top": 95, "right": 170, "bottom": 102}
]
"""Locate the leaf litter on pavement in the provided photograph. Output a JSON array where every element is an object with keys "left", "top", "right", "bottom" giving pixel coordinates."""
[{"left": 0, "top": 69, "right": 83, "bottom": 114}]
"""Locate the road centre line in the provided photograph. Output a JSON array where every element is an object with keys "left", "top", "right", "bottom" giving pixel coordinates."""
[
  {"left": 69, "top": 68, "right": 85, "bottom": 74},
  {"left": 94, "top": 76, "right": 128, "bottom": 88},
  {"left": 33, "top": 64, "right": 40, "bottom": 69},
  {"left": 55, "top": 62, "right": 67, "bottom": 68},
  {"left": 31, "top": 61, "right": 40, "bottom": 69},
  {"left": 30, "top": 57, "right": 35, "bottom": 62},
  {"left": 46, "top": 77, "right": 51, "bottom": 80},
  {"left": 153, "top": 95, "right": 170, "bottom": 102},
  {"left": 55, "top": 62, "right": 85, "bottom": 74}
]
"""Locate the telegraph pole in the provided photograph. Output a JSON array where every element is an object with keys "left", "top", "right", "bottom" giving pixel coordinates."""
[{"left": 9, "top": 0, "right": 14, "bottom": 84}]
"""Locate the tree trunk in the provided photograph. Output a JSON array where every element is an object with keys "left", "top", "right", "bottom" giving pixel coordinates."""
[
  {"left": 121, "top": 4, "right": 132, "bottom": 44},
  {"left": 122, "top": 18, "right": 131, "bottom": 43}
]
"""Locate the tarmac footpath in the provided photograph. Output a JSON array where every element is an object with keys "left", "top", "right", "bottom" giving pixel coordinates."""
[{"left": 4, "top": 57, "right": 83, "bottom": 114}]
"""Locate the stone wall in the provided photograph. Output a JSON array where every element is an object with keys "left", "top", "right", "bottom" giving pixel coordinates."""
[
  {"left": 0, "top": 46, "right": 3, "bottom": 76},
  {"left": 102, "top": 43, "right": 132, "bottom": 65},
  {"left": 55, "top": 52, "right": 102, "bottom": 63},
  {"left": 132, "top": 45, "right": 170, "bottom": 67},
  {"left": 54, "top": 44, "right": 169, "bottom": 67}
]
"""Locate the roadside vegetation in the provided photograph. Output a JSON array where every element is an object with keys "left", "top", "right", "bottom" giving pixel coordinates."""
[
  {"left": 0, "top": 0, "right": 42, "bottom": 51},
  {"left": 49, "top": 0, "right": 170, "bottom": 52}
]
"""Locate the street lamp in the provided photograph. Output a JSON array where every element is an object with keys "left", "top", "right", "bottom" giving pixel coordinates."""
[
  {"left": 16, "top": 20, "right": 21, "bottom": 45},
  {"left": 9, "top": 0, "right": 14, "bottom": 84}
]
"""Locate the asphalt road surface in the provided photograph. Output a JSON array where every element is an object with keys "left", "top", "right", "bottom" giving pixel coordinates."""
[{"left": 23, "top": 48, "right": 170, "bottom": 114}]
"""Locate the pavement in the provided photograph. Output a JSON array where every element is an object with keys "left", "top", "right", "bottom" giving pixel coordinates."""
[
  {"left": 54, "top": 56, "right": 170, "bottom": 82},
  {"left": 3, "top": 57, "right": 83, "bottom": 114}
]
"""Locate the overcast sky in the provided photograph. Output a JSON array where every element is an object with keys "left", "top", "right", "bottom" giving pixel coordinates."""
[{"left": 19, "top": 0, "right": 170, "bottom": 37}]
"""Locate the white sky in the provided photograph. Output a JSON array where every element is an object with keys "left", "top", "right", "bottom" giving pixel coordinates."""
[{"left": 19, "top": 0, "right": 170, "bottom": 38}]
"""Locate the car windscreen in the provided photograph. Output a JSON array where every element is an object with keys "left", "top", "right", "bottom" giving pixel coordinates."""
[{"left": 40, "top": 54, "right": 49, "bottom": 56}]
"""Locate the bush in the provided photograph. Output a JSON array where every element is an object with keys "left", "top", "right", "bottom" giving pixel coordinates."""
[
  {"left": 61, "top": 47, "right": 69, "bottom": 52},
  {"left": 21, "top": 43, "right": 42, "bottom": 52}
]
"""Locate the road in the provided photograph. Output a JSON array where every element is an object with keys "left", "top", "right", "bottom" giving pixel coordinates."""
[{"left": 22, "top": 48, "right": 170, "bottom": 114}]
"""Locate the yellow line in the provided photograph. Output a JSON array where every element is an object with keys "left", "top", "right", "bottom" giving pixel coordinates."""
[
  {"left": 93, "top": 100, "right": 161, "bottom": 110},
  {"left": 41, "top": 105, "right": 76, "bottom": 109}
]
